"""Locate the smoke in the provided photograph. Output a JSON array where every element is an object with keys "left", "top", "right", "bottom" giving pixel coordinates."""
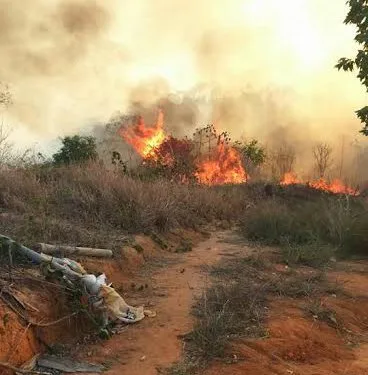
[{"left": 1, "top": 0, "right": 368, "bottom": 179}]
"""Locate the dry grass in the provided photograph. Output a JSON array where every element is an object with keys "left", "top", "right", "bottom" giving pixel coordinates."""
[
  {"left": 240, "top": 194, "right": 368, "bottom": 257},
  {"left": 188, "top": 278, "right": 267, "bottom": 360},
  {"left": 166, "top": 254, "right": 342, "bottom": 374},
  {"left": 0, "top": 163, "right": 252, "bottom": 248}
]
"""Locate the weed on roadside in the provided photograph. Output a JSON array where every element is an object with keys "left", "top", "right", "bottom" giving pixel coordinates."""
[
  {"left": 281, "top": 241, "right": 335, "bottom": 268},
  {"left": 305, "top": 299, "right": 340, "bottom": 329}
]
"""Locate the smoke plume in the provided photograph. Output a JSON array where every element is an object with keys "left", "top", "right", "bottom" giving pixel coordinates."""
[{"left": 1, "top": 0, "right": 368, "bottom": 181}]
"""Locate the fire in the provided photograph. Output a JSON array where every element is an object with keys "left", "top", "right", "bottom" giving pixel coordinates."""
[
  {"left": 280, "top": 172, "right": 302, "bottom": 185},
  {"left": 280, "top": 173, "right": 359, "bottom": 196},
  {"left": 121, "top": 109, "right": 247, "bottom": 186},
  {"left": 120, "top": 110, "right": 165, "bottom": 158},
  {"left": 195, "top": 143, "right": 247, "bottom": 185},
  {"left": 309, "top": 178, "right": 358, "bottom": 196}
]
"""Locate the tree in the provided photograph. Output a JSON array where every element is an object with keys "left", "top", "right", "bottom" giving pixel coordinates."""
[
  {"left": 144, "top": 136, "right": 196, "bottom": 182},
  {"left": 267, "top": 144, "right": 296, "bottom": 181},
  {"left": 336, "top": 0, "right": 368, "bottom": 135},
  {"left": 234, "top": 139, "right": 266, "bottom": 177},
  {"left": 313, "top": 142, "right": 333, "bottom": 178},
  {"left": 0, "top": 82, "right": 12, "bottom": 108},
  {"left": 53, "top": 135, "right": 98, "bottom": 165},
  {"left": 0, "top": 84, "right": 14, "bottom": 165},
  {"left": 235, "top": 139, "right": 266, "bottom": 166},
  {"left": 0, "top": 122, "right": 14, "bottom": 165}
]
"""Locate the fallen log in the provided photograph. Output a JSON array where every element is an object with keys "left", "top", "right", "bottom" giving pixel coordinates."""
[{"left": 34, "top": 243, "right": 113, "bottom": 258}]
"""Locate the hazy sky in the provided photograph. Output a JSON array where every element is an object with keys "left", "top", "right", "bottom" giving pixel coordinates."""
[{"left": 0, "top": 0, "right": 367, "bottom": 150}]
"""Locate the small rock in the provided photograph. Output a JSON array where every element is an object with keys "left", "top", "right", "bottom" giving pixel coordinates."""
[
  {"left": 180, "top": 268, "right": 185, "bottom": 273},
  {"left": 140, "top": 355, "right": 146, "bottom": 361}
]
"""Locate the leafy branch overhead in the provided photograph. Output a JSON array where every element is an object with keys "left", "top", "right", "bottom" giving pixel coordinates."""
[{"left": 336, "top": 0, "right": 368, "bottom": 135}]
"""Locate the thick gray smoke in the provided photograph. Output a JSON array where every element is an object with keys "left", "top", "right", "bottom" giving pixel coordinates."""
[{"left": 0, "top": 0, "right": 367, "bottom": 183}]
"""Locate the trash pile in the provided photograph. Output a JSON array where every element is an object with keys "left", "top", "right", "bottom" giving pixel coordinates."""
[{"left": 0, "top": 235, "right": 155, "bottom": 329}]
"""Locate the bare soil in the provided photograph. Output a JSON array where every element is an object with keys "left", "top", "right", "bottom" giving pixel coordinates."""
[{"left": 1, "top": 230, "right": 368, "bottom": 375}]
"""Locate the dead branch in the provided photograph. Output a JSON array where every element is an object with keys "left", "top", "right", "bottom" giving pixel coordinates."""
[
  {"left": 29, "top": 311, "right": 80, "bottom": 328},
  {"left": 313, "top": 142, "right": 333, "bottom": 178},
  {"left": 0, "top": 361, "right": 51, "bottom": 375},
  {"left": 0, "top": 294, "right": 80, "bottom": 327}
]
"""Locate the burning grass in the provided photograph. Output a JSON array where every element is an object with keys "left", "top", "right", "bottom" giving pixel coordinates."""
[{"left": 280, "top": 172, "right": 359, "bottom": 196}]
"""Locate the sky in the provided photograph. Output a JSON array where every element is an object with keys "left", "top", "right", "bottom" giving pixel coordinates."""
[{"left": 0, "top": 0, "right": 367, "bottom": 153}]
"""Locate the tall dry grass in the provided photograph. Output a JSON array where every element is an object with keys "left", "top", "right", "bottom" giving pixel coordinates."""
[
  {"left": 240, "top": 193, "right": 368, "bottom": 257},
  {"left": 0, "top": 163, "right": 252, "bottom": 248}
]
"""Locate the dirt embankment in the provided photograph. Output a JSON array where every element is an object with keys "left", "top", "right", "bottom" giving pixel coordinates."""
[
  {"left": 0, "top": 229, "right": 207, "bottom": 371},
  {"left": 1, "top": 230, "right": 368, "bottom": 375}
]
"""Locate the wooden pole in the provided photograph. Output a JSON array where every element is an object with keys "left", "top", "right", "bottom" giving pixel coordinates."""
[{"left": 34, "top": 243, "right": 113, "bottom": 258}]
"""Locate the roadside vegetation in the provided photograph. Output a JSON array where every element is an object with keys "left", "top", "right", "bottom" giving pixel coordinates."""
[
  {"left": 166, "top": 252, "right": 344, "bottom": 375},
  {"left": 240, "top": 193, "right": 368, "bottom": 262}
]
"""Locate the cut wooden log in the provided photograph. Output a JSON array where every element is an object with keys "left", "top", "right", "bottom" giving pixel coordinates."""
[{"left": 34, "top": 243, "right": 113, "bottom": 258}]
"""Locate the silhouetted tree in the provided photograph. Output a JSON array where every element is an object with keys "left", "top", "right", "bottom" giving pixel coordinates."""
[{"left": 313, "top": 142, "right": 333, "bottom": 178}]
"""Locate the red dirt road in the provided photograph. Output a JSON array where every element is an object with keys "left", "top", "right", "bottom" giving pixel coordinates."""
[{"left": 79, "top": 231, "right": 250, "bottom": 374}]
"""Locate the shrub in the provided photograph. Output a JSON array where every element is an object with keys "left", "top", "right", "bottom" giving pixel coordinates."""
[
  {"left": 282, "top": 241, "right": 335, "bottom": 267},
  {"left": 240, "top": 195, "right": 368, "bottom": 257},
  {"left": 188, "top": 279, "right": 266, "bottom": 360},
  {"left": 240, "top": 200, "right": 315, "bottom": 245}
]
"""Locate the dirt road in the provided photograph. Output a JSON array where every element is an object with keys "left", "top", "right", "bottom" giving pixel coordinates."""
[
  {"left": 78, "top": 231, "right": 368, "bottom": 375},
  {"left": 80, "top": 231, "right": 250, "bottom": 375}
]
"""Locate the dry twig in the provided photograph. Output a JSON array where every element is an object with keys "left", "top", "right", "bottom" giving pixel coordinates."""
[{"left": 0, "top": 361, "right": 51, "bottom": 375}]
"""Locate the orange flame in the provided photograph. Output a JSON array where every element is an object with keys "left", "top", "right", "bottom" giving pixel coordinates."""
[
  {"left": 120, "top": 110, "right": 247, "bottom": 186},
  {"left": 280, "top": 173, "right": 359, "bottom": 196},
  {"left": 195, "top": 144, "right": 247, "bottom": 185},
  {"left": 309, "top": 178, "right": 359, "bottom": 196},
  {"left": 120, "top": 110, "right": 165, "bottom": 158},
  {"left": 280, "top": 172, "right": 302, "bottom": 185}
]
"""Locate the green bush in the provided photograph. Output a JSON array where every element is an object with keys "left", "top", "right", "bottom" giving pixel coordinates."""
[
  {"left": 240, "top": 200, "right": 315, "bottom": 245},
  {"left": 282, "top": 241, "right": 335, "bottom": 267}
]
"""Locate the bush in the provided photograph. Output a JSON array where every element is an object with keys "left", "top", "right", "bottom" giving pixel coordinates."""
[
  {"left": 188, "top": 279, "right": 266, "bottom": 360},
  {"left": 240, "top": 196, "right": 368, "bottom": 257},
  {"left": 240, "top": 200, "right": 316, "bottom": 245},
  {"left": 282, "top": 241, "right": 335, "bottom": 267},
  {"left": 321, "top": 197, "right": 368, "bottom": 255}
]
